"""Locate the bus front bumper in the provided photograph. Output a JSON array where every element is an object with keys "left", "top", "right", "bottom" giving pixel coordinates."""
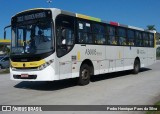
[{"left": 10, "top": 66, "right": 57, "bottom": 81}]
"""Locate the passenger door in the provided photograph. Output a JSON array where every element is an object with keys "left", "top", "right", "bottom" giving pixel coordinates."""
[{"left": 56, "top": 15, "right": 75, "bottom": 79}]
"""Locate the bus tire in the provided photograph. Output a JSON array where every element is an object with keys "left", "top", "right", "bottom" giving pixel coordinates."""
[
  {"left": 78, "top": 64, "right": 90, "bottom": 86},
  {"left": 133, "top": 59, "right": 140, "bottom": 74}
]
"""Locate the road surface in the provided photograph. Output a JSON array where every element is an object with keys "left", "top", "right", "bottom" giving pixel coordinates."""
[{"left": 0, "top": 61, "right": 160, "bottom": 114}]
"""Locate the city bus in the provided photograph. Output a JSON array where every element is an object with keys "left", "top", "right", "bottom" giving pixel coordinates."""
[{"left": 9, "top": 8, "right": 156, "bottom": 85}]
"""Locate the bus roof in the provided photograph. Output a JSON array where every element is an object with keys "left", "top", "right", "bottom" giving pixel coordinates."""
[{"left": 13, "top": 8, "right": 156, "bottom": 34}]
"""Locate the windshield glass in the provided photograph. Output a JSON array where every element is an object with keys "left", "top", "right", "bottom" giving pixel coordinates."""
[{"left": 11, "top": 19, "right": 53, "bottom": 55}]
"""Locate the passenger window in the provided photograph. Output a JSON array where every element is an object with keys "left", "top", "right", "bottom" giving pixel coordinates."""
[
  {"left": 108, "top": 26, "right": 117, "bottom": 45},
  {"left": 143, "top": 33, "right": 149, "bottom": 47},
  {"left": 135, "top": 31, "right": 143, "bottom": 47},
  {"left": 93, "top": 24, "right": 106, "bottom": 44},
  {"left": 149, "top": 33, "right": 154, "bottom": 47},
  {"left": 109, "top": 26, "right": 116, "bottom": 36},
  {"left": 78, "top": 21, "right": 93, "bottom": 44},
  {"left": 118, "top": 28, "right": 127, "bottom": 45},
  {"left": 109, "top": 36, "right": 117, "bottom": 45},
  {"left": 128, "top": 30, "right": 135, "bottom": 46}
]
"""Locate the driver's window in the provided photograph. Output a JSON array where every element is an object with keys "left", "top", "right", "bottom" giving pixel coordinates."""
[{"left": 56, "top": 15, "right": 75, "bottom": 57}]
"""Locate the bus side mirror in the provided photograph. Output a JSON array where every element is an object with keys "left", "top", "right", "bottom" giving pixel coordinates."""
[{"left": 4, "top": 25, "right": 11, "bottom": 39}]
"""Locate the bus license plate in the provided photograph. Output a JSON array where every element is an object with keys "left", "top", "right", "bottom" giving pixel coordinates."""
[{"left": 21, "top": 74, "right": 29, "bottom": 78}]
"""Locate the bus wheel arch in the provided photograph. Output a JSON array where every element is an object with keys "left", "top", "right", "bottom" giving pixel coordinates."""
[
  {"left": 78, "top": 59, "right": 94, "bottom": 85},
  {"left": 81, "top": 59, "right": 94, "bottom": 75},
  {"left": 133, "top": 57, "right": 141, "bottom": 74}
]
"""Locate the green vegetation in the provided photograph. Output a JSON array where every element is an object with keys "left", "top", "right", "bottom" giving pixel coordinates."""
[
  {"left": 156, "top": 32, "right": 160, "bottom": 46},
  {"left": 157, "top": 47, "right": 160, "bottom": 60},
  {"left": 146, "top": 101, "right": 160, "bottom": 114},
  {"left": 147, "top": 25, "right": 156, "bottom": 31}
]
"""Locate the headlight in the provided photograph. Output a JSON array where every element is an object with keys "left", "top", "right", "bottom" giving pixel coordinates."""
[{"left": 38, "top": 59, "right": 54, "bottom": 70}]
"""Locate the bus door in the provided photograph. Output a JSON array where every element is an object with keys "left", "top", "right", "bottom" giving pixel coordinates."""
[{"left": 56, "top": 15, "right": 75, "bottom": 79}]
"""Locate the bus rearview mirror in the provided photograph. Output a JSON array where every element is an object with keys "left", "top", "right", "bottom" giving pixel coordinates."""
[
  {"left": 4, "top": 31, "right": 6, "bottom": 39},
  {"left": 4, "top": 25, "right": 11, "bottom": 39}
]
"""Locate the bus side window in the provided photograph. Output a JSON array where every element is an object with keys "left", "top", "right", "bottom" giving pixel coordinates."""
[
  {"left": 127, "top": 30, "right": 135, "bottom": 46},
  {"left": 78, "top": 22, "right": 84, "bottom": 43},
  {"left": 108, "top": 26, "right": 117, "bottom": 45},
  {"left": 78, "top": 21, "right": 93, "bottom": 44},
  {"left": 143, "top": 33, "right": 149, "bottom": 47},
  {"left": 149, "top": 33, "right": 154, "bottom": 47},
  {"left": 135, "top": 31, "right": 143, "bottom": 47},
  {"left": 93, "top": 23, "right": 106, "bottom": 44},
  {"left": 118, "top": 28, "right": 127, "bottom": 45}
]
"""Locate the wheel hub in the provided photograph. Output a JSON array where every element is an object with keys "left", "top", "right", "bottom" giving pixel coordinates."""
[{"left": 82, "top": 69, "right": 89, "bottom": 80}]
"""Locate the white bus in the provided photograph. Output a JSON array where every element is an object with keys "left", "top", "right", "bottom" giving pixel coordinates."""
[{"left": 9, "top": 8, "right": 156, "bottom": 85}]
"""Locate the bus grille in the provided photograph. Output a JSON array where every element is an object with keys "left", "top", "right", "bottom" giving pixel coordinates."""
[{"left": 13, "top": 75, "right": 37, "bottom": 79}]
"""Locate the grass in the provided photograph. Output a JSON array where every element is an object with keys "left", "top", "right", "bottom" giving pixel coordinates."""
[
  {"left": 146, "top": 101, "right": 160, "bottom": 114},
  {"left": 0, "top": 69, "right": 10, "bottom": 74}
]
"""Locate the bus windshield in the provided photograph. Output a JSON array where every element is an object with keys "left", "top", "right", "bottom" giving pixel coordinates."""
[{"left": 11, "top": 19, "right": 53, "bottom": 55}]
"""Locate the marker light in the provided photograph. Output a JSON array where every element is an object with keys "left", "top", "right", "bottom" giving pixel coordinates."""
[{"left": 110, "top": 21, "right": 119, "bottom": 26}]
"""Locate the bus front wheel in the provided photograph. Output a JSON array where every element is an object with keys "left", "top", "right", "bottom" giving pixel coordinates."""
[
  {"left": 78, "top": 64, "right": 90, "bottom": 86},
  {"left": 133, "top": 59, "right": 140, "bottom": 74}
]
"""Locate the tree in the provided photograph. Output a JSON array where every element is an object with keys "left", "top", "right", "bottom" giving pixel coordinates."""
[
  {"left": 147, "top": 25, "right": 156, "bottom": 30},
  {"left": 156, "top": 32, "right": 160, "bottom": 45}
]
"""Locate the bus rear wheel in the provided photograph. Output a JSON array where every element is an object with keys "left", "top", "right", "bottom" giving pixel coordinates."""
[
  {"left": 78, "top": 64, "right": 90, "bottom": 86},
  {"left": 133, "top": 59, "right": 140, "bottom": 74}
]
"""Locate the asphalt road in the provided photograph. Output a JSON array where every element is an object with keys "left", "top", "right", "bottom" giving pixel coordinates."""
[{"left": 0, "top": 61, "right": 160, "bottom": 114}]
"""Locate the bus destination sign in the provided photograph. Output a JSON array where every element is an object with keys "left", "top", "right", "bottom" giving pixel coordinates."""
[{"left": 17, "top": 12, "right": 46, "bottom": 22}]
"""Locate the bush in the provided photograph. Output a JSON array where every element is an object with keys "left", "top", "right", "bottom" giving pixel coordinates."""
[{"left": 157, "top": 47, "right": 160, "bottom": 59}]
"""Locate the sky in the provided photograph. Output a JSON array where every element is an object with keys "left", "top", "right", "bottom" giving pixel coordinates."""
[{"left": 0, "top": 0, "right": 160, "bottom": 39}]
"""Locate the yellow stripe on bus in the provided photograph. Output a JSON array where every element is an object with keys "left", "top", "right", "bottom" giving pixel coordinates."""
[
  {"left": 11, "top": 60, "right": 45, "bottom": 68},
  {"left": 76, "top": 14, "right": 101, "bottom": 22},
  {"left": 0, "top": 39, "right": 11, "bottom": 43}
]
